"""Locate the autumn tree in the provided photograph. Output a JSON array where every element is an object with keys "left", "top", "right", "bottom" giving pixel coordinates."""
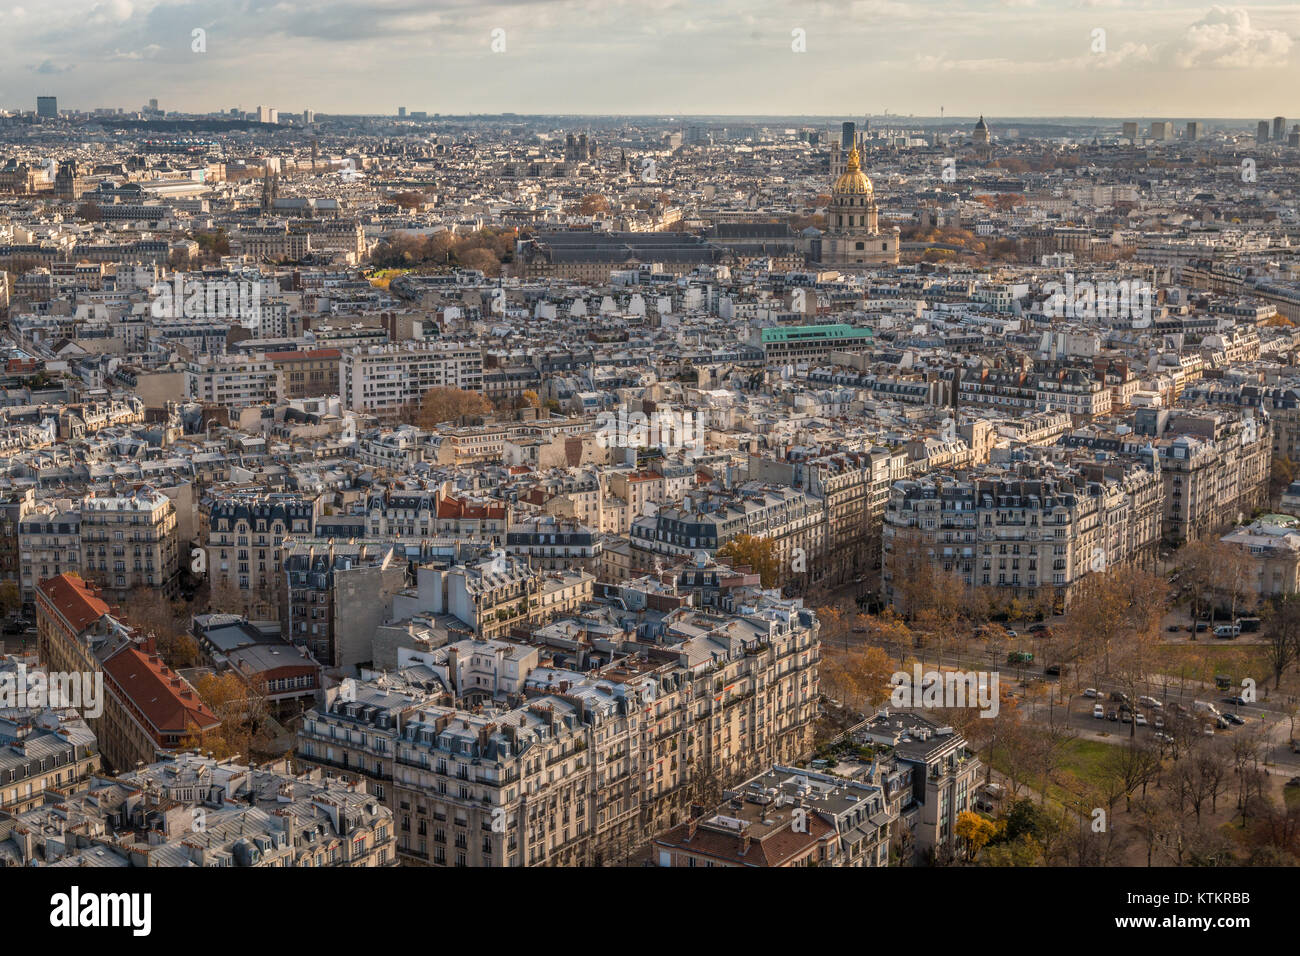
[
  {"left": 190, "top": 670, "right": 272, "bottom": 761},
  {"left": 389, "top": 190, "right": 427, "bottom": 209},
  {"left": 121, "top": 587, "right": 199, "bottom": 669},
  {"left": 955, "top": 811, "right": 999, "bottom": 861},
  {"left": 418, "top": 386, "right": 492, "bottom": 429},
  {"left": 717, "top": 534, "right": 779, "bottom": 589}
]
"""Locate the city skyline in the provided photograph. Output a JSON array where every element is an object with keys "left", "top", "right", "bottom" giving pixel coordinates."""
[{"left": 2, "top": 0, "right": 1299, "bottom": 118}]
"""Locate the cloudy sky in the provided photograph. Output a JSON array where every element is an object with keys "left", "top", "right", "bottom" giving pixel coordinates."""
[{"left": 1, "top": 0, "right": 1297, "bottom": 118}]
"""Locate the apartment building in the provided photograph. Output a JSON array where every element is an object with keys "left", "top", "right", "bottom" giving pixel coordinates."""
[
  {"left": 854, "top": 712, "right": 983, "bottom": 864},
  {"left": 362, "top": 488, "right": 508, "bottom": 540},
  {"left": 17, "top": 503, "right": 80, "bottom": 605},
  {"left": 629, "top": 484, "right": 826, "bottom": 588},
  {"left": 202, "top": 492, "right": 320, "bottom": 620},
  {"left": 654, "top": 765, "right": 893, "bottom": 867},
  {"left": 505, "top": 515, "right": 602, "bottom": 571},
  {"left": 1145, "top": 412, "right": 1271, "bottom": 546},
  {"left": 298, "top": 599, "right": 820, "bottom": 866},
  {"left": 186, "top": 353, "right": 284, "bottom": 408},
  {"left": 0, "top": 660, "right": 101, "bottom": 813},
  {"left": 283, "top": 540, "right": 408, "bottom": 668},
  {"left": 1, "top": 753, "right": 395, "bottom": 867},
  {"left": 267, "top": 348, "right": 342, "bottom": 399},
  {"left": 340, "top": 344, "right": 484, "bottom": 415},
  {"left": 398, "top": 557, "right": 594, "bottom": 641},
  {"left": 79, "top": 487, "right": 180, "bottom": 601},
  {"left": 35, "top": 573, "right": 219, "bottom": 773},
  {"left": 882, "top": 462, "right": 1162, "bottom": 612}
]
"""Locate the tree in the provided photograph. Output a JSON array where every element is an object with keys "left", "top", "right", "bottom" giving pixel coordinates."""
[
  {"left": 1262, "top": 593, "right": 1300, "bottom": 690},
  {"left": 716, "top": 534, "right": 779, "bottom": 588},
  {"left": 417, "top": 386, "right": 492, "bottom": 429},
  {"left": 457, "top": 247, "right": 501, "bottom": 276},
  {"left": 519, "top": 390, "right": 541, "bottom": 409},
  {"left": 1212, "top": 541, "right": 1257, "bottom": 628},
  {"left": 120, "top": 587, "right": 199, "bottom": 669},
  {"left": 0, "top": 581, "right": 22, "bottom": 619},
  {"left": 955, "top": 810, "right": 998, "bottom": 861},
  {"left": 1271, "top": 456, "right": 1295, "bottom": 504},
  {"left": 187, "top": 670, "right": 271, "bottom": 761},
  {"left": 570, "top": 194, "right": 609, "bottom": 216},
  {"left": 390, "top": 190, "right": 426, "bottom": 209},
  {"left": 1176, "top": 539, "right": 1218, "bottom": 634}
]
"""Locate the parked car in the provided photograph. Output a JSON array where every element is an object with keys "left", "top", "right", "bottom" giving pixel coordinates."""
[
  {"left": 1153, "top": 716, "right": 1165, "bottom": 729},
  {"left": 1120, "top": 711, "right": 1133, "bottom": 724},
  {"left": 1005, "top": 628, "right": 1019, "bottom": 639},
  {"left": 1154, "top": 732, "right": 1174, "bottom": 744},
  {"left": 1194, "top": 621, "right": 1210, "bottom": 632},
  {"left": 1223, "top": 695, "right": 1249, "bottom": 707},
  {"left": 1044, "top": 664, "right": 1062, "bottom": 676},
  {"left": 1106, "top": 708, "right": 1119, "bottom": 721},
  {"left": 1109, "top": 691, "right": 1130, "bottom": 704},
  {"left": 1166, "top": 624, "right": 1182, "bottom": 632},
  {"left": 1093, "top": 703, "right": 1105, "bottom": 719},
  {"left": 1083, "top": 688, "right": 1100, "bottom": 699},
  {"left": 1138, "top": 696, "right": 1162, "bottom": 709},
  {"left": 1223, "top": 713, "right": 1245, "bottom": 726},
  {"left": 1214, "top": 624, "right": 1241, "bottom": 639},
  {"left": 1028, "top": 623, "right": 1049, "bottom": 634},
  {"left": 1135, "top": 713, "right": 1148, "bottom": 727}
]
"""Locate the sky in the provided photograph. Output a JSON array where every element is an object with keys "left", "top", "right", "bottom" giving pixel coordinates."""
[{"left": 1, "top": 0, "right": 1297, "bottom": 119}]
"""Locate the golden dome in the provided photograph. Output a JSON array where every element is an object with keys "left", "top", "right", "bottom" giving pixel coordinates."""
[{"left": 833, "top": 147, "right": 872, "bottom": 195}]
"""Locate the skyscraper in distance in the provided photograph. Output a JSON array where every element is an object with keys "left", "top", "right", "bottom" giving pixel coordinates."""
[
  {"left": 1273, "top": 116, "right": 1287, "bottom": 142},
  {"left": 36, "top": 96, "right": 57, "bottom": 119},
  {"left": 1256, "top": 120, "right": 1269, "bottom": 143}
]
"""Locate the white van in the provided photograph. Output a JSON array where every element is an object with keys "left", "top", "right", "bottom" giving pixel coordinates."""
[{"left": 1214, "top": 624, "right": 1241, "bottom": 638}]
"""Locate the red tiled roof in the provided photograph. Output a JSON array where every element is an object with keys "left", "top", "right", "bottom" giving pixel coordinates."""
[
  {"left": 38, "top": 573, "right": 110, "bottom": 634},
  {"left": 436, "top": 495, "right": 507, "bottom": 520},
  {"left": 102, "top": 647, "right": 220, "bottom": 738}
]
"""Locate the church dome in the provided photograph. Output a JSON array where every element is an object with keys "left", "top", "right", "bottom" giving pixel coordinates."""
[{"left": 833, "top": 147, "right": 872, "bottom": 195}]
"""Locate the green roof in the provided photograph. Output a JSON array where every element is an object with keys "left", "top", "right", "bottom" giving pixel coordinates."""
[{"left": 759, "top": 323, "right": 873, "bottom": 343}]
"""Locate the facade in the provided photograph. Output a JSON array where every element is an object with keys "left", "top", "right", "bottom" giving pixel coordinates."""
[
  {"left": 297, "top": 600, "right": 820, "bottom": 866},
  {"left": 654, "top": 765, "right": 893, "bottom": 867},
  {"left": 202, "top": 492, "right": 319, "bottom": 619},
  {"left": 79, "top": 488, "right": 180, "bottom": 601},
  {"left": 883, "top": 463, "right": 1162, "bottom": 612},
  {"left": 34, "top": 573, "right": 219, "bottom": 773},
  {"left": 340, "top": 344, "right": 484, "bottom": 415}
]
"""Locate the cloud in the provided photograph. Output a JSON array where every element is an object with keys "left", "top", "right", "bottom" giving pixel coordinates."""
[
  {"left": 30, "top": 59, "right": 76, "bottom": 74},
  {"left": 1173, "top": 6, "right": 1292, "bottom": 69}
]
